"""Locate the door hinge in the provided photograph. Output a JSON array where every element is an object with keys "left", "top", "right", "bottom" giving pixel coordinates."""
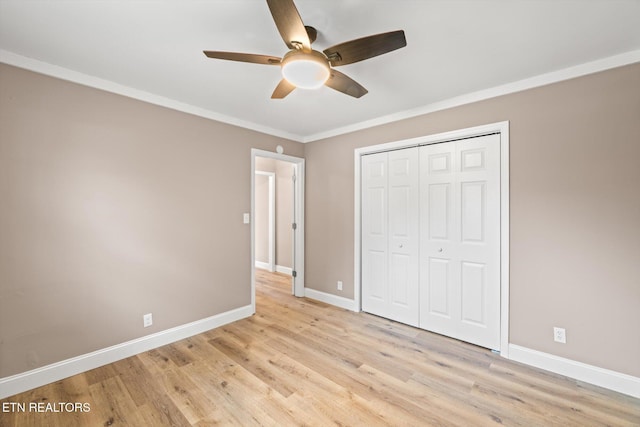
[
  {"left": 292, "top": 222, "right": 297, "bottom": 230},
  {"left": 292, "top": 270, "right": 297, "bottom": 277}
]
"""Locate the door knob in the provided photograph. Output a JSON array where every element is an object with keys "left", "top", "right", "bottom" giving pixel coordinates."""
[
  {"left": 399, "top": 244, "right": 404, "bottom": 248},
  {"left": 438, "top": 248, "right": 443, "bottom": 252}
]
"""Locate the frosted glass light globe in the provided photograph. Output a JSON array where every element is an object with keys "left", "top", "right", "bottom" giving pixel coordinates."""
[{"left": 281, "top": 50, "right": 330, "bottom": 90}]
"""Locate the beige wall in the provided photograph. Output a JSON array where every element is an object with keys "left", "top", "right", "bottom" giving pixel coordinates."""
[
  {"left": 0, "top": 64, "right": 302, "bottom": 377},
  {"left": 304, "top": 63, "right": 640, "bottom": 377},
  {"left": 254, "top": 173, "right": 270, "bottom": 264}
]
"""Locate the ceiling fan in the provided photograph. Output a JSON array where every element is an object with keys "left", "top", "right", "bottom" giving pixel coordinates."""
[{"left": 203, "top": 0, "right": 407, "bottom": 99}]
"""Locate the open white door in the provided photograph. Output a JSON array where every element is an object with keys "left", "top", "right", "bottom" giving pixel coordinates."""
[{"left": 291, "top": 165, "right": 298, "bottom": 295}]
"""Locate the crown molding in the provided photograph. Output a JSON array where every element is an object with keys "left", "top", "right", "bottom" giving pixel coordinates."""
[
  {"left": 301, "top": 49, "right": 640, "bottom": 142},
  {"left": 2, "top": 49, "right": 639, "bottom": 144},
  {"left": 0, "top": 49, "right": 305, "bottom": 142}
]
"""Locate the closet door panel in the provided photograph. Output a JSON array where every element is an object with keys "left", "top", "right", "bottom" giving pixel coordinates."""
[
  {"left": 362, "top": 148, "right": 419, "bottom": 327},
  {"left": 387, "top": 148, "right": 419, "bottom": 326},
  {"left": 456, "top": 135, "right": 501, "bottom": 349},
  {"left": 427, "top": 257, "right": 451, "bottom": 317},
  {"left": 420, "top": 142, "right": 458, "bottom": 335},
  {"left": 420, "top": 134, "right": 501, "bottom": 350},
  {"left": 362, "top": 152, "right": 388, "bottom": 316}
]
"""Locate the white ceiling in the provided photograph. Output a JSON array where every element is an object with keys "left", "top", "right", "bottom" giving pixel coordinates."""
[{"left": 1, "top": 1, "right": 639, "bottom": 142}]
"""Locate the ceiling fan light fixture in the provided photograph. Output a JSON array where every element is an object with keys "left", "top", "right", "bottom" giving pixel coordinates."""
[
  {"left": 204, "top": 0, "right": 407, "bottom": 99},
  {"left": 281, "top": 50, "right": 330, "bottom": 90}
]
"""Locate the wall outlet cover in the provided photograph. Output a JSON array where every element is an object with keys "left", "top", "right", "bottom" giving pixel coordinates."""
[
  {"left": 143, "top": 313, "right": 153, "bottom": 328},
  {"left": 553, "top": 327, "right": 566, "bottom": 343}
]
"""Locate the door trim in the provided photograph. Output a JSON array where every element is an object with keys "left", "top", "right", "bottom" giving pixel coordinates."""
[
  {"left": 354, "top": 121, "right": 510, "bottom": 357},
  {"left": 251, "top": 149, "right": 305, "bottom": 313}
]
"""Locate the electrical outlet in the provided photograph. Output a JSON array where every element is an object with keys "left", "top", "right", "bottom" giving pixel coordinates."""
[
  {"left": 337, "top": 280, "right": 343, "bottom": 291},
  {"left": 143, "top": 313, "right": 153, "bottom": 328},
  {"left": 553, "top": 327, "right": 566, "bottom": 343}
]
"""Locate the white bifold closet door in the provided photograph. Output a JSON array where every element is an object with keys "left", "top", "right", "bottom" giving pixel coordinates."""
[
  {"left": 361, "top": 147, "right": 420, "bottom": 327},
  {"left": 419, "top": 134, "right": 501, "bottom": 350},
  {"left": 361, "top": 134, "right": 501, "bottom": 351}
]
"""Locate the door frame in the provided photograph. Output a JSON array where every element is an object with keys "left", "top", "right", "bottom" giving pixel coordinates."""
[
  {"left": 254, "top": 171, "right": 276, "bottom": 272},
  {"left": 251, "top": 149, "right": 305, "bottom": 313},
  {"left": 354, "top": 121, "right": 510, "bottom": 357}
]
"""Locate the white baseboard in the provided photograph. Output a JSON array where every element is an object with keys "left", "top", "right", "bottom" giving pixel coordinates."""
[
  {"left": 5, "top": 306, "right": 636, "bottom": 401},
  {"left": 275, "top": 265, "right": 292, "bottom": 275},
  {"left": 0, "top": 304, "right": 254, "bottom": 399},
  {"left": 304, "top": 288, "right": 358, "bottom": 312},
  {"left": 508, "top": 344, "right": 640, "bottom": 398},
  {"left": 255, "top": 261, "right": 272, "bottom": 271}
]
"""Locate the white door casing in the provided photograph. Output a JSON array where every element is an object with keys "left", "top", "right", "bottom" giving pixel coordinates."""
[{"left": 419, "top": 134, "right": 501, "bottom": 350}]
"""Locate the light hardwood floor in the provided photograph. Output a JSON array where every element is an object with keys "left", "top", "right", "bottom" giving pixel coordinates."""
[{"left": 2, "top": 270, "right": 639, "bottom": 426}]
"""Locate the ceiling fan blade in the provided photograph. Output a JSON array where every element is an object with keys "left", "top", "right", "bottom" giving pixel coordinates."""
[
  {"left": 271, "top": 79, "right": 296, "bottom": 99},
  {"left": 323, "top": 30, "right": 406, "bottom": 67},
  {"left": 266, "top": 0, "right": 311, "bottom": 51},
  {"left": 325, "top": 70, "right": 368, "bottom": 98},
  {"left": 203, "top": 51, "right": 281, "bottom": 65}
]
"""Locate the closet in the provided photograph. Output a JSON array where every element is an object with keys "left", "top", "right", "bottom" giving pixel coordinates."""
[{"left": 361, "top": 133, "right": 501, "bottom": 350}]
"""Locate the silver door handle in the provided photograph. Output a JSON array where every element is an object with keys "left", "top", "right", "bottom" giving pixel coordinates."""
[{"left": 438, "top": 248, "right": 443, "bottom": 252}]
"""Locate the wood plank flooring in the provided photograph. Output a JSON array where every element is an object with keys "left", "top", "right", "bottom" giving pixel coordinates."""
[{"left": 2, "top": 270, "right": 639, "bottom": 426}]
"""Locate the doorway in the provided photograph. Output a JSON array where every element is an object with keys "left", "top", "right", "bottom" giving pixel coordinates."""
[{"left": 251, "top": 149, "right": 305, "bottom": 313}]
